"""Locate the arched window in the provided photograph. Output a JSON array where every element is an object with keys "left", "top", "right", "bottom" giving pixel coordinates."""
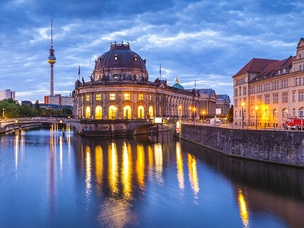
[
  {"left": 95, "top": 106, "right": 102, "bottom": 120},
  {"left": 109, "top": 105, "right": 117, "bottom": 120},
  {"left": 138, "top": 105, "right": 144, "bottom": 119},
  {"left": 299, "top": 107, "right": 304, "bottom": 118},
  {"left": 273, "top": 108, "right": 278, "bottom": 117},
  {"left": 149, "top": 106, "right": 154, "bottom": 118},
  {"left": 282, "top": 108, "right": 288, "bottom": 117},
  {"left": 123, "top": 105, "right": 131, "bottom": 119},
  {"left": 85, "top": 106, "right": 91, "bottom": 119}
]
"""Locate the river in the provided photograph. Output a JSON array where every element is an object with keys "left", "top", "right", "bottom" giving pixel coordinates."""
[{"left": 0, "top": 127, "right": 304, "bottom": 228}]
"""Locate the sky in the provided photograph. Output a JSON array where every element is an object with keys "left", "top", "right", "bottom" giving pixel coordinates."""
[{"left": 1, "top": 0, "right": 304, "bottom": 103}]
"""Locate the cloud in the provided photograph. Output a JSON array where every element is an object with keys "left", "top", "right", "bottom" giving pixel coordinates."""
[{"left": 1, "top": 0, "right": 304, "bottom": 103}]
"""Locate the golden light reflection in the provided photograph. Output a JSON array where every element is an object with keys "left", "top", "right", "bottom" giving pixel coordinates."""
[
  {"left": 95, "top": 145, "right": 103, "bottom": 197},
  {"left": 122, "top": 142, "right": 132, "bottom": 199},
  {"left": 154, "top": 143, "right": 163, "bottom": 184},
  {"left": 108, "top": 142, "right": 119, "bottom": 194},
  {"left": 148, "top": 146, "right": 154, "bottom": 179},
  {"left": 14, "top": 134, "right": 19, "bottom": 172},
  {"left": 136, "top": 144, "right": 145, "bottom": 189},
  {"left": 176, "top": 142, "right": 184, "bottom": 190},
  {"left": 187, "top": 154, "right": 199, "bottom": 195},
  {"left": 59, "top": 136, "right": 63, "bottom": 176},
  {"left": 85, "top": 146, "right": 92, "bottom": 197},
  {"left": 238, "top": 189, "right": 249, "bottom": 227}
]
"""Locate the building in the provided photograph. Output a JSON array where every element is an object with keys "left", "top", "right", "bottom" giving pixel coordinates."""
[
  {"left": 0, "top": 89, "right": 15, "bottom": 101},
  {"left": 232, "top": 38, "right": 304, "bottom": 128},
  {"left": 216, "top": 94, "right": 231, "bottom": 117},
  {"left": 73, "top": 42, "right": 229, "bottom": 121}
]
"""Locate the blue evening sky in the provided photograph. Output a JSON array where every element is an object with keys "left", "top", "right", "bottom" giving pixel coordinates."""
[{"left": 0, "top": 0, "right": 303, "bottom": 102}]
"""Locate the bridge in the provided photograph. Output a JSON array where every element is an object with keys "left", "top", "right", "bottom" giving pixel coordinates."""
[{"left": 0, "top": 117, "right": 176, "bottom": 137}]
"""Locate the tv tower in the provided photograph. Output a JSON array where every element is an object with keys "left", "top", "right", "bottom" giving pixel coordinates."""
[{"left": 47, "top": 19, "right": 56, "bottom": 96}]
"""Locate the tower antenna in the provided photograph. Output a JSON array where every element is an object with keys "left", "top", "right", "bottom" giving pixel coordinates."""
[{"left": 47, "top": 19, "right": 56, "bottom": 96}]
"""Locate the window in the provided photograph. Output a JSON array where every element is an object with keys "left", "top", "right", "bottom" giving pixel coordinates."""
[
  {"left": 300, "top": 77, "right": 303, "bottom": 85},
  {"left": 293, "top": 91, "right": 296, "bottom": 102},
  {"left": 282, "top": 108, "right": 288, "bottom": 117},
  {"left": 273, "top": 108, "right": 278, "bottom": 117},
  {"left": 96, "top": 94, "right": 101, "bottom": 101},
  {"left": 124, "top": 93, "right": 130, "bottom": 101},
  {"left": 282, "top": 93, "right": 288, "bottom": 103},
  {"left": 235, "top": 88, "right": 238, "bottom": 97},
  {"left": 300, "top": 65, "right": 303, "bottom": 71},
  {"left": 299, "top": 91, "right": 304, "bottom": 101},
  {"left": 138, "top": 94, "right": 144, "bottom": 101},
  {"left": 149, "top": 94, "right": 152, "bottom": 101},
  {"left": 110, "top": 93, "right": 116, "bottom": 101},
  {"left": 296, "top": 78, "right": 298, "bottom": 86},
  {"left": 134, "top": 55, "right": 138, "bottom": 61},
  {"left": 273, "top": 94, "right": 279, "bottom": 103},
  {"left": 86, "top": 94, "right": 90, "bottom": 101},
  {"left": 95, "top": 106, "right": 102, "bottom": 119},
  {"left": 114, "top": 54, "right": 118, "bottom": 61},
  {"left": 243, "top": 86, "right": 247, "bottom": 95},
  {"left": 265, "top": 95, "right": 270, "bottom": 104}
]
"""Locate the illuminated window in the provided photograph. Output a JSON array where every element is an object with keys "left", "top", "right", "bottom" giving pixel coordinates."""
[
  {"left": 95, "top": 106, "right": 102, "bottom": 119},
  {"left": 149, "top": 106, "right": 153, "bottom": 118},
  {"left": 123, "top": 105, "right": 131, "bottom": 119},
  {"left": 86, "top": 106, "right": 90, "bottom": 118},
  {"left": 124, "top": 93, "right": 130, "bottom": 101},
  {"left": 110, "top": 93, "right": 116, "bottom": 101},
  {"left": 149, "top": 94, "right": 152, "bottom": 101},
  {"left": 134, "top": 55, "right": 138, "bottom": 61},
  {"left": 114, "top": 54, "right": 118, "bottom": 61},
  {"left": 96, "top": 94, "right": 101, "bottom": 101},
  {"left": 86, "top": 94, "right": 90, "bottom": 101},
  {"left": 138, "top": 94, "right": 144, "bottom": 101},
  {"left": 138, "top": 105, "right": 144, "bottom": 119},
  {"left": 109, "top": 105, "right": 117, "bottom": 120}
]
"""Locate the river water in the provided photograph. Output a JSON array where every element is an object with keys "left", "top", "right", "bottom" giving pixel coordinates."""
[{"left": 0, "top": 127, "right": 304, "bottom": 228}]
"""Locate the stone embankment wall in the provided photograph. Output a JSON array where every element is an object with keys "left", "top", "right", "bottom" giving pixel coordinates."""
[{"left": 179, "top": 124, "right": 304, "bottom": 167}]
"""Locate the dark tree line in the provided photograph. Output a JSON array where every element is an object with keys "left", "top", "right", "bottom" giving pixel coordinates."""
[
  {"left": 0, "top": 99, "right": 73, "bottom": 119},
  {"left": 0, "top": 99, "right": 39, "bottom": 119}
]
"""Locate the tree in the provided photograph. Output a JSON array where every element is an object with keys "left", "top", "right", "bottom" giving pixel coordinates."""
[{"left": 227, "top": 105, "right": 234, "bottom": 123}]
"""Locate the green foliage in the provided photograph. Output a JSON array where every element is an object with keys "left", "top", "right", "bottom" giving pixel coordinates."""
[
  {"left": 0, "top": 99, "right": 39, "bottom": 119},
  {"left": 227, "top": 105, "right": 234, "bottom": 122}
]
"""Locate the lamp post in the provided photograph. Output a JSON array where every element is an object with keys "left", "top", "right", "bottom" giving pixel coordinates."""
[
  {"left": 255, "top": 106, "right": 258, "bottom": 130},
  {"left": 241, "top": 102, "right": 245, "bottom": 129},
  {"left": 193, "top": 107, "right": 196, "bottom": 125}
]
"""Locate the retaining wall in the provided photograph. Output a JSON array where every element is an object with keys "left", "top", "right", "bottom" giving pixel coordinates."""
[{"left": 179, "top": 124, "right": 304, "bottom": 167}]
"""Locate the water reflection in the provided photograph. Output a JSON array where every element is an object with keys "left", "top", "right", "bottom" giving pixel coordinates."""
[
  {"left": 2, "top": 128, "right": 304, "bottom": 227},
  {"left": 238, "top": 189, "right": 249, "bottom": 227},
  {"left": 176, "top": 142, "right": 184, "bottom": 190}
]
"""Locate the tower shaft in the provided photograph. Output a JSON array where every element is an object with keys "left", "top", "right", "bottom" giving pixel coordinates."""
[{"left": 48, "top": 19, "right": 56, "bottom": 96}]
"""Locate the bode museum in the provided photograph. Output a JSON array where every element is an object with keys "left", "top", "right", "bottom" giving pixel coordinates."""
[{"left": 72, "top": 42, "right": 230, "bottom": 122}]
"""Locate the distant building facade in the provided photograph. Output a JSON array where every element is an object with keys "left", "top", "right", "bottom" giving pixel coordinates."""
[
  {"left": 0, "top": 89, "right": 15, "bottom": 101},
  {"left": 44, "top": 94, "right": 73, "bottom": 106},
  {"left": 72, "top": 42, "right": 230, "bottom": 121},
  {"left": 232, "top": 38, "right": 304, "bottom": 128}
]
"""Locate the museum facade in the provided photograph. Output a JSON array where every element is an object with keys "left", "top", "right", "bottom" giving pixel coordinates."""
[{"left": 72, "top": 42, "right": 229, "bottom": 121}]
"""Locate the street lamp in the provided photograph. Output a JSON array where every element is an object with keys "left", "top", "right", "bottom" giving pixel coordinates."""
[
  {"left": 241, "top": 102, "right": 245, "bottom": 129},
  {"left": 255, "top": 106, "right": 258, "bottom": 130},
  {"left": 202, "top": 110, "right": 206, "bottom": 123},
  {"left": 193, "top": 107, "right": 196, "bottom": 125}
]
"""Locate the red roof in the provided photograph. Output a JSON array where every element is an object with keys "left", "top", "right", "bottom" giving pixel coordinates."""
[{"left": 235, "top": 58, "right": 278, "bottom": 76}]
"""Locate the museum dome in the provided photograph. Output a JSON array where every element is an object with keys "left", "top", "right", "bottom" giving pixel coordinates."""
[
  {"left": 172, "top": 78, "right": 184, "bottom": 90},
  {"left": 93, "top": 42, "right": 148, "bottom": 82}
]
